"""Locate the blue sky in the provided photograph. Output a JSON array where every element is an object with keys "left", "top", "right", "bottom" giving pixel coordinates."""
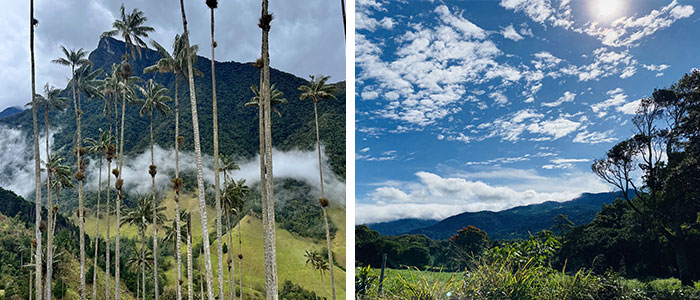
[{"left": 355, "top": 0, "right": 700, "bottom": 224}]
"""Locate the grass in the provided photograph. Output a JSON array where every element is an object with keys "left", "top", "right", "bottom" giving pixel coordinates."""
[{"left": 80, "top": 190, "right": 346, "bottom": 299}]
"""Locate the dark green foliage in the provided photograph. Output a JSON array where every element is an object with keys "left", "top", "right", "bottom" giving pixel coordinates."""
[
  {"left": 279, "top": 280, "right": 319, "bottom": 300},
  {"left": 53, "top": 278, "right": 68, "bottom": 299},
  {"left": 246, "top": 178, "right": 336, "bottom": 240},
  {"left": 355, "top": 225, "right": 455, "bottom": 271}
]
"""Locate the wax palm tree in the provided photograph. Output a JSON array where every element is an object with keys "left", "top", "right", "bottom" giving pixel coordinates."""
[
  {"left": 97, "top": 64, "right": 120, "bottom": 300},
  {"left": 127, "top": 248, "right": 153, "bottom": 300},
  {"left": 144, "top": 35, "right": 201, "bottom": 300},
  {"left": 137, "top": 79, "right": 171, "bottom": 300},
  {"left": 28, "top": 3, "right": 43, "bottom": 299},
  {"left": 51, "top": 46, "right": 93, "bottom": 300},
  {"left": 246, "top": 84, "right": 286, "bottom": 117},
  {"left": 231, "top": 179, "right": 249, "bottom": 300},
  {"left": 304, "top": 250, "right": 321, "bottom": 300},
  {"left": 258, "top": 2, "right": 278, "bottom": 296},
  {"left": 299, "top": 74, "right": 337, "bottom": 299},
  {"left": 102, "top": 7, "right": 152, "bottom": 297},
  {"left": 30, "top": 83, "right": 69, "bottom": 300},
  {"left": 122, "top": 195, "right": 165, "bottom": 300},
  {"left": 84, "top": 129, "right": 114, "bottom": 300},
  {"left": 100, "top": 4, "right": 154, "bottom": 61},
  {"left": 317, "top": 258, "right": 330, "bottom": 298},
  {"left": 179, "top": 1, "right": 215, "bottom": 299},
  {"left": 74, "top": 63, "right": 103, "bottom": 300},
  {"left": 340, "top": 0, "right": 346, "bottom": 38},
  {"left": 204, "top": 1, "right": 227, "bottom": 298},
  {"left": 113, "top": 60, "right": 142, "bottom": 300},
  {"left": 218, "top": 155, "right": 240, "bottom": 300},
  {"left": 46, "top": 153, "right": 74, "bottom": 232}
]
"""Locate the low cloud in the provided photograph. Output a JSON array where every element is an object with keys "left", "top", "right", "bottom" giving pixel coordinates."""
[
  {"left": 1, "top": 125, "right": 345, "bottom": 204},
  {"left": 357, "top": 169, "right": 608, "bottom": 223}
]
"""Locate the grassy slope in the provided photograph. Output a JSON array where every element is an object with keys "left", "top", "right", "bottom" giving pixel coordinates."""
[{"left": 82, "top": 190, "right": 346, "bottom": 299}]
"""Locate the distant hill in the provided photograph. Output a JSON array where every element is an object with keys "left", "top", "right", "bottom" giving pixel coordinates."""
[
  {"left": 376, "top": 192, "right": 626, "bottom": 240},
  {"left": 0, "top": 107, "right": 22, "bottom": 119},
  {"left": 366, "top": 218, "right": 439, "bottom": 236}
]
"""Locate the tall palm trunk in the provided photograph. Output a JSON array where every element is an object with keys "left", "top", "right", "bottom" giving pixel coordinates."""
[
  {"left": 313, "top": 100, "right": 336, "bottom": 300},
  {"left": 29, "top": 1, "right": 44, "bottom": 299},
  {"left": 237, "top": 213, "right": 243, "bottom": 300},
  {"left": 105, "top": 151, "right": 112, "bottom": 300},
  {"left": 150, "top": 112, "right": 160, "bottom": 300},
  {"left": 75, "top": 88, "right": 87, "bottom": 300},
  {"left": 115, "top": 81, "right": 127, "bottom": 300},
  {"left": 226, "top": 215, "right": 235, "bottom": 300},
  {"left": 187, "top": 215, "right": 194, "bottom": 300},
  {"left": 141, "top": 218, "right": 146, "bottom": 300},
  {"left": 174, "top": 74, "right": 183, "bottom": 300},
  {"left": 260, "top": 1, "right": 278, "bottom": 298},
  {"left": 210, "top": 7, "right": 226, "bottom": 300},
  {"left": 340, "top": 0, "right": 346, "bottom": 38},
  {"left": 92, "top": 152, "right": 104, "bottom": 300},
  {"left": 29, "top": 244, "right": 34, "bottom": 300},
  {"left": 44, "top": 106, "right": 55, "bottom": 300},
  {"left": 179, "top": 1, "right": 215, "bottom": 299}
]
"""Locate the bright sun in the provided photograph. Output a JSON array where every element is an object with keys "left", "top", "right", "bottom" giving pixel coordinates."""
[{"left": 592, "top": 0, "right": 624, "bottom": 21}]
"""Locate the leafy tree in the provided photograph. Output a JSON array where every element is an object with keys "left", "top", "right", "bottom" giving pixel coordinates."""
[
  {"left": 299, "top": 74, "right": 338, "bottom": 299},
  {"left": 592, "top": 70, "right": 700, "bottom": 284}
]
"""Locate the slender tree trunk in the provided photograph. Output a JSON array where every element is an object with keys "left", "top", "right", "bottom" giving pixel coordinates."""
[
  {"left": 340, "top": 0, "right": 346, "bottom": 38},
  {"left": 174, "top": 75, "right": 183, "bottom": 300},
  {"left": 179, "top": 1, "right": 215, "bottom": 299},
  {"left": 150, "top": 113, "right": 160, "bottom": 300},
  {"left": 200, "top": 248, "right": 205, "bottom": 300},
  {"left": 314, "top": 101, "right": 335, "bottom": 300},
  {"left": 29, "top": 244, "right": 34, "bottom": 300},
  {"left": 227, "top": 215, "right": 235, "bottom": 300},
  {"left": 106, "top": 97, "right": 117, "bottom": 300},
  {"left": 93, "top": 154, "right": 104, "bottom": 300},
  {"left": 75, "top": 89, "right": 86, "bottom": 300},
  {"left": 30, "top": 1, "right": 44, "bottom": 298},
  {"left": 187, "top": 215, "right": 194, "bottom": 300},
  {"left": 44, "top": 108, "right": 55, "bottom": 300},
  {"left": 115, "top": 82, "right": 127, "bottom": 300},
  {"left": 106, "top": 155, "right": 112, "bottom": 300},
  {"left": 237, "top": 213, "right": 243, "bottom": 300},
  {"left": 210, "top": 8, "right": 226, "bottom": 300},
  {"left": 260, "top": 1, "right": 278, "bottom": 298},
  {"left": 141, "top": 220, "right": 146, "bottom": 300}
]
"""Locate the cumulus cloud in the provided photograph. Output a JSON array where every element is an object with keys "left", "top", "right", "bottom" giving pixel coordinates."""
[
  {"left": 357, "top": 169, "right": 608, "bottom": 223},
  {"left": 573, "top": 130, "right": 616, "bottom": 144},
  {"left": 502, "top": 24, "right": 524, "bottom": 41},
  {"left": 356, "top": 4, "right": 527, "bottom": 126},
  {"left": 541, "top": 91, "right": 576, "bottom": 107},
  {"left": 501, "top": 0, "right": 693, "bottom": 48}
]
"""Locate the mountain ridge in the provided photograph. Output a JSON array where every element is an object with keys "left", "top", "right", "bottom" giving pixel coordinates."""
[{"left": 367, "top": 191, "right": 627, "bottom": 240}]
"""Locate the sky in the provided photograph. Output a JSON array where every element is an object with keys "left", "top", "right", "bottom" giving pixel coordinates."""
[
  {"left": 355, "top": 0, "right": 700, "bottom": 224},
  {"left": 0, "top": 0, "right": 345, "bottom": 111}
]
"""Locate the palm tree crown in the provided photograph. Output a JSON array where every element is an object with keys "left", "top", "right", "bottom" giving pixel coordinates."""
[
  {"left": 100, "top": 4, "right": 155, "bottom": 60},
  {"left": 299, "top": 75, "right": 337, "bottom": 103},
  {"left": 137, "top": 79, "right": 172, "bottom": 117}
]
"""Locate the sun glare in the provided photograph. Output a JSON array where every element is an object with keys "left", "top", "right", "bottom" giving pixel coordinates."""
[{"left": 592, "top": 0, "right": 624, "bottom": 21}]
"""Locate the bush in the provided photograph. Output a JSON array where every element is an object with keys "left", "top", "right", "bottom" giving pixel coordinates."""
[{"left": 279, "top": 280, "right": 318, "bottom": 300}]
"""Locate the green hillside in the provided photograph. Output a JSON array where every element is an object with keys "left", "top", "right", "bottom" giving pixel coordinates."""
[{"left": 82, "top": 189, "right": 346, "bottom": 299}]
